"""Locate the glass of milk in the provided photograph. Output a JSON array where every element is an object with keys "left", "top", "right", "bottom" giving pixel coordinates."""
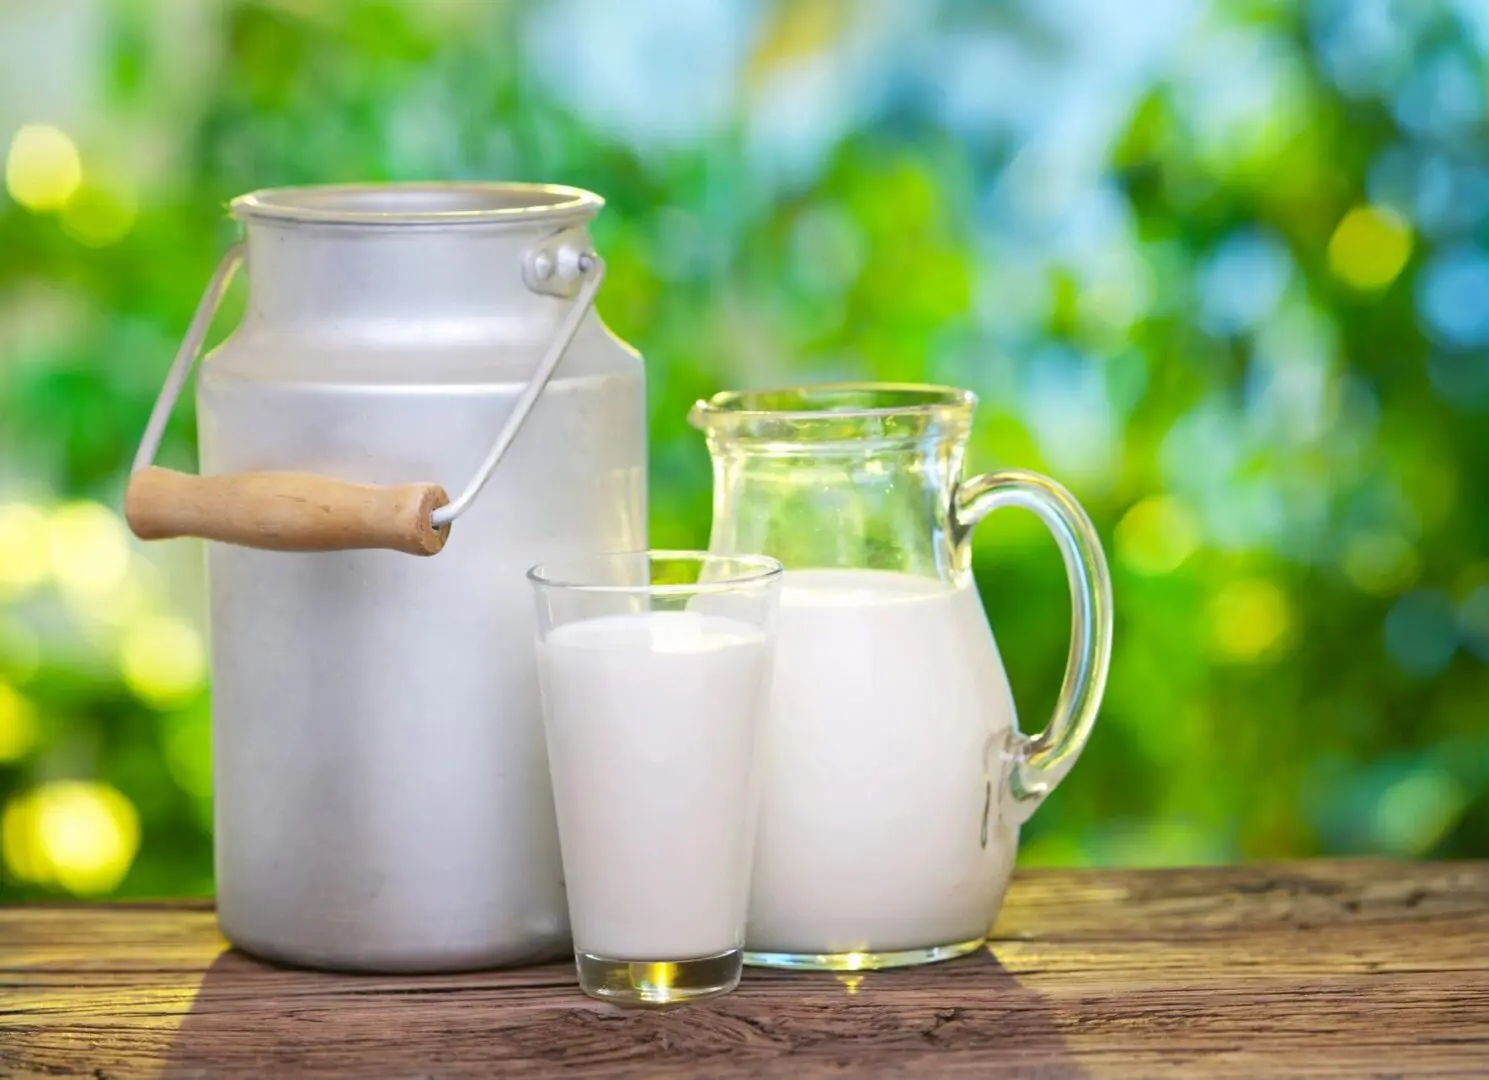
[{"left": 528, "top": 550, "right": 783, "bottom": 1006}]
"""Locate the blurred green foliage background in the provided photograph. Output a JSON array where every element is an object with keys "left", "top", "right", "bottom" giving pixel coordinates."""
[{"left": 1, "top": 0, "right": 1487, "bottom": 901}]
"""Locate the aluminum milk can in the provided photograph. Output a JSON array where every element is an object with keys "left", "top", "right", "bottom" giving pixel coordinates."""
[{"left": 124, "top": 183, "right": 647, "bottom": 972}]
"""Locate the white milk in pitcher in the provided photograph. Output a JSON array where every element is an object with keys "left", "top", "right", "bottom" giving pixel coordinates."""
[
  {"left": 538, "top": 611, "right": 769, "bottom": 961},
  {"left": 746, "top": 569, "right": 1019, "bottom": 958}
]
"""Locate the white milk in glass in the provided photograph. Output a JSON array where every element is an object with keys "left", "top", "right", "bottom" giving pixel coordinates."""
[
  {"left": 539, "top": 611, "right": 769, "bottom": 960},
  {"left": 746, "top": 569, "right": 1019, "bottom": 956}
]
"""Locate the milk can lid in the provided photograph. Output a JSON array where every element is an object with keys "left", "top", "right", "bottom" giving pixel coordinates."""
[{"left": 230, "top": 182, "right": 603, "bottom": 226}]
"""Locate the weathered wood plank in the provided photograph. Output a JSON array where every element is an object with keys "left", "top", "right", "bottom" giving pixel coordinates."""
[{"left": 1, "top": 860, "right": 1486, "bottom": 1079}]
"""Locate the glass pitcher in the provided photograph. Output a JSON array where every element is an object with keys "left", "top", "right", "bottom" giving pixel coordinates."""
[{"left": 689, "top": 384, "right": 1112, "bottom": 970}]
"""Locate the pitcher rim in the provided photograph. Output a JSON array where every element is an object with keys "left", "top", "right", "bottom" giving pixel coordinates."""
[
  {"left": 231, "top": 181, "right": 603, "bottom": 226},
  {"left": 690, "top": 382, "right": 976, "bottom": 425}
]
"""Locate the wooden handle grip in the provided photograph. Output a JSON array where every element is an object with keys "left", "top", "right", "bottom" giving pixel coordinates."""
[{"left": 124, "top": 467, "right": 451, "bottom": 556}]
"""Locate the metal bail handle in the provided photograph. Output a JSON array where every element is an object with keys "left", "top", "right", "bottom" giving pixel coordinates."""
[
  {"left": 434, "top": 248, "right": 603, "bottom": 526},
  {"left": 124, "top": 239, "right": 607, "bottom": 557}
]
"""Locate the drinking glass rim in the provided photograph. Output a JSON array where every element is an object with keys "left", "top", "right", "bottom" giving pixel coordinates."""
[
  {"left": 690, "top": 382, "right": 976, "bottom": 424},
  {"left": 526, "top": 550, "right": 784, "bottom": 595}
]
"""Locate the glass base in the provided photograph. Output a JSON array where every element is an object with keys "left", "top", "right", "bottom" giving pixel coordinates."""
[
  {"left": 743, "top": 935, "right": 986, "bottom": 971},
  {"left": 575, "top": 948, "right": 743, "bottom": 1006}
]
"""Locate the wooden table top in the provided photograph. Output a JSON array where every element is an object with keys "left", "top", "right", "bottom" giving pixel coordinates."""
[{"left": 2, "top": 859, "right": 1486, "bottom": 1078}]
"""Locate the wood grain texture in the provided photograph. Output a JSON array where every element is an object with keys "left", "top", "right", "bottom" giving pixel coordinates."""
[
  {"left": 2, "top": 860, "right": 1486, "bottom": 1079},
  {"left": 124, "top": 466, "right": 451, "bottom": 556}
]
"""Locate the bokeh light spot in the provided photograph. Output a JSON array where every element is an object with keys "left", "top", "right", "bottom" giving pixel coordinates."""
[
  {"left": 0, "top": 680, "right": 38, "bottom": 762},
  {"left": 1, "top": 781, "right": 141, "bottom": 895},
  {"left": 1313, "top": 1, "right": 1409, "bottom": 99},
  {"left": 1, "top": 791, "right": 47, "bottom": 882},
  {"left": 4, "top": 124, "right": 83, "bottom": 212},
  {"left": 1417, "top": 245, "right": 1489, "bottom": 348},
  {"left": 1427, "top": 350, "right": 1489, "bottom": 412},
  {"left": 59, "top": 180, "right": 137, "bottom": 247},
  {"left": 0, "top": 503, "right": 50, "bottom": 594},
  {"left": 46, "top": 502, "right": 132, "bottom": 602},
  {"left": 1115, "top": 496, "right": 1201, "bottom": 575},
  {"left": 1209, "top": 578, "right": 1292, "bottom": 661},
  {"left": 1342, "top": 532, "right": 1420, "bottom": 596},
  {"left": 1327, "top": 204, "right": 1413, "bottom": 291},
  {"left": 69, "top": 562, "right": 153, "bottom": 630},
  {"left": 1371, "top": 769, "right": 1466, "bottom": 854},
  {"left": 119, "top": 615, "right": 207, "bottom": 708},
  {"left": 1393, "top": 50, "right": 1484, "bottom": 141},
  {"left": 1198, "top": 229, "right": 1292, "bottom": 336},
  {"left": 1458, "top": 584, "right": 1489, "bottom": 662},
  {"left": 1383, "top": 589, "right": 1458, "bottom": 677}
]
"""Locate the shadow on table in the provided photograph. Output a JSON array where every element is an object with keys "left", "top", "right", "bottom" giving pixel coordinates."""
[
  {"left": 736, "top": 947, "right": 1086, "bottom": 1078},
  {"left": 162, "top": 944, "right": 1084, "bottom": 1078},
  {"left": 159, "top": 946, "right": 529, "bottom": 1079}
]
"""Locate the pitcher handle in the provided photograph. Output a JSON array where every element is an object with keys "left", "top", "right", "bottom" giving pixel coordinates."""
[
  {"left": 124, "top": 239, "right": 605, "bottom": 556},
  {"left": 953, "top": 469, "right": 1113, "bottom": 824}
]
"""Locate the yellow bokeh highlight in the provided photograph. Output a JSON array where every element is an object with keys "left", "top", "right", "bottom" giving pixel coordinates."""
[
  {"left": 0, "top": 793, "right": 47, "bottom": 883},
  {"left": 1343, "top": 532, "right": 1420, "bottom": 597},
  {"left": 1115, "top": 496, "right": 1201, "bottom": 575},
  {"left": 46, "top": 501, "right": 132, "bottom": 602},
  {"left": 1327, "top": 204, "right": 1413, "bottom": 291},
  {"left": 60, "top": 180, "right": 137, "bottom": 247},
  {"left": 1, "top": 780, "right": 141, "bottom": 895},
  {"left": 1209, "top": 577, "right": 1292, "bottom": 661},
  {"left": 748, "top": 0, "right": 846, "bottom": 84},
  {"left": 0, "top": 503, "right": 50, "bottom": 594},
  {"left": 5, "top": 124, "right": 83, "bottom": 212},
  {"left": 0, "top": 680, "right": 38, "bottom": 762},
  {"left": 119, "top": 615, "right": 207, "bottom": 708},
  {"left": 71, "top": 563, "right": 153, "bottom": 630}
]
